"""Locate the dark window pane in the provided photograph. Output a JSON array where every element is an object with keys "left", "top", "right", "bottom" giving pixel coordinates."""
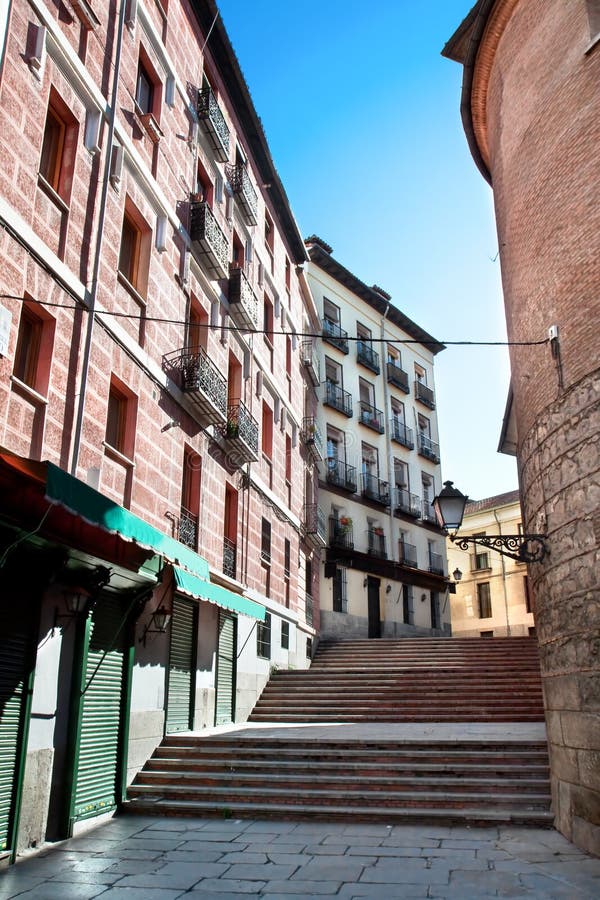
[{"left": 40, "top": 107, "right": 64, "bottom": 190}]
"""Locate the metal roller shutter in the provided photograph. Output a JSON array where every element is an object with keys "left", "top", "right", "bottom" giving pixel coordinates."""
[
  {"left": 0, "top": 618, "right": 31, "bottom": 852},
  {"left": 215, "top": 611, "right": 236, "bottom": 725},
  {"left": 73, "top": 595, "right": 128, "bottom": 821},
  {"left": 166, "top": 597, "right": 196, "bottom": 733}
]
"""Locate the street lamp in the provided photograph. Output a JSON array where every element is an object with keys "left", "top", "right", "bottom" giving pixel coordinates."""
[{"left": 433, "top": 481, "right": 547, "bottom": 564}]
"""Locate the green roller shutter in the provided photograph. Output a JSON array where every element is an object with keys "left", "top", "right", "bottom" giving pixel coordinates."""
[
  {"left": 72, "top": 595, "right": 128, "bottom": 822},
  {"left": 0, "top": 611, "right": 34, "bottom": 853},
  {"left": 166, "top": 597, "right": 197, "bottom": 733},
  {"left": 215, "top": 611, "right": 236, "bottom": 725}
]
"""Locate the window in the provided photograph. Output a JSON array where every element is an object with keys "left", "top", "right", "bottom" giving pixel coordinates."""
[
  {"left": 118, "top": 198, "right": 150, "bottom": 297},
  {"left": 323, "top": 297, "right": 340, "bottom": 326},
  {"left": 586, "top": 2, "right": 600, "bottom": 42},
  {"left": 263, "top": 295, "right": 274, "bottom": 344},
  {"left": 285, "top": 256, "right": 291, "bottom": 293},
  {"left": 39, "top": 90, "right": 77, "bottom": 201},
  {"left": 524, "top": 575, "right": 532, "bottom": 614},
  {"left": 136, "top": 61, "right": 154, "bottom": 114},
  {"left": 105, "top": 377, "right": 136, "bottom": 460},
  {"left": 402, "top": 584, "right": 413, "bottom": 624},
  {"left": 261, "top": 517, "right": 271, "bottom": 564},
  {"left": 261, "top": 402, "right": 273, "bottom": 458},
  {"left": 281, "top": 620, "right": 289, "bottom": 650},
  {"left": 257, "top": 612, "right": 271, "bottom": 659},
  {"left": 264, "top": 209, "right": 274, "bottom": 268},
  {"left": 13, "top": 301, "right": 55, "bottom": 395},
  {"left": 333, "top": 566, "right": 347, "bottom": 613},
  {"left": 284, "top": 538, "right": 291, "bottom": 578},
  {"left": 196, "top": 159, "right": 214, "bottom": 207},
  {"left": 306, "top": 637, "right": 312, "bottom": 660},
  {"left": 477, "top": 582, "right": 492, "bottom": 618}
]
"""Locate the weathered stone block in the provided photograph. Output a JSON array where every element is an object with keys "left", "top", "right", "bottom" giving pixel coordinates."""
[
  {"left": 571, "top": 815, "right": 600, "bottom": 857},
  {"left": 561, "top": 711, "right": 600, "bottom": 750},
  {"left": 578, "top": 750, "right": 600, "bottom": 793},
  {"left": 542, "top": 674, "right": 580, "bottom": 711},
  {"left": 571, "top": 784, "right": 600, "bottom": 827},
  {"left": 550, "top": 744, "right": 580, "bottom": 783},
  {"left": 545, "top": 709, "right": 565, "bottom": 744}
]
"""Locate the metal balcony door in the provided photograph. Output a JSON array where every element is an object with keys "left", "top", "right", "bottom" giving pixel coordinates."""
[
  {"left": 215, "top": 611, "right": 236, "bottom": 725},
  {"left": 367, "top": 577, "right": 381, "bottom": 638},
  {"left": 71, "top": 594, "right": 131, "bottom": 827},
  {"left": 166, "top": 598, "right": 197, "bottom": 733},
  {"left": 0, "top": 598, "right": 37, "bottom": 857}
]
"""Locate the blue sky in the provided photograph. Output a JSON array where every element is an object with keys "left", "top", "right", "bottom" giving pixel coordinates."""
[{"left": 216, "top": 0, "right": 519, "bottom": 501}]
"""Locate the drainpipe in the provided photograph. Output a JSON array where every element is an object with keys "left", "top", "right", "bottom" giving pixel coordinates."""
[
  {"left": 70, "top": 0, "right": 127, "bottom": 475},
  {"left": 493, "top": 507, "right": 511, "bottom": 636}
]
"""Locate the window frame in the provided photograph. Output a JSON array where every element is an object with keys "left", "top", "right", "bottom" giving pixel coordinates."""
[
  {"left": 38, "top": 88, "right": 78, "bottom": 204},
  {"left": 105, "top": 376, "right": 137, "bottom": 461},
  {"left": 257, "top": 611, "right": 271, "bottom": 659},
  {"left": 12, "top": 300, "right": 55, "bottom": 396},
  {"left": 477, "top": 581, "right": 492, "bottom": 619},
  {"left": 118, "top": 196, "right": 151, "bottom": 298}
]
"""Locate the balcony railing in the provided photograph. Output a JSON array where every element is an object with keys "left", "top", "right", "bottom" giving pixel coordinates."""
[
  {"left": 361, "top": 472, "right": 390, "bottom": 506},
  {"left": 189, "top": 200, "right": 230, "bottom": 280},
  {"left": 303, "top": 503, "right": 327, "bottom": 547},
  {"left": 367, "top": 529, "right": 387, "bottom": 559},
  {"left": 325, "top": 458, "right": 357, "bottom": 493},
  {"left": 322, "top": 318, "right": 349, "bottom": 353},
  {"left": 429, "top": 551, "right": 444, "bottom": 576},
  {"left": 164, "top": 347, "right": 227, "bottom": 426},
  {"left": 220, "top": 399, "right": 259, "bottom": 463},
  {"left": 357, "top": 340, "right": 380, "bottom": 374},
  {"left": 422, "top": 499, "right": 437, "bottom": 523},
  {"left": 418, "top": 433, "right": 440, "bottom": 464},
  {"left": 229, "top": 265, "right": 260, "bottom": 330},
  {"left": 390, "top": 418, "right": 414, "bottom": 449},
  {"left": 471, "top": 551, "right": 491, "bottom": 571},
  {"left": 329, "top": 516, "right": 354, "bottom": 550},
  {"left": 179, "top": 506, "right": 198, "bottom": 549},
  {"left": 394, "top": 488, "right": 422, "bottom": 518},
  {"left": 300, "top": 416, "right": 324, "bottom": 461},
  {"left": 399, "top": 541, "right": 418, "bottom": 568},
  {"left": 223, "top": 537, "right": 237, "bottom": 579},
  {"left": 324, "top": 382, "right": 353, "bottom": 417},
  {"left": 197, "top": 84, "right": 230, "bottom": 162},
  {"left": 301, "top": 340, "right": 321, "bottom": 386},
  {"left": 387, "top": 361, "right": 409, "bottom": 393},
  {"left": 305, "top": 592, "right": 314, "bottom": 627},
  {"left": 358, "top": 401, "right": 385, "bottom": 434},
  {"left": 225, "top": 162, "right": 258, "bottom": 225},
  {"left": 415, "top": 380, "right": 436, "bottom": 409}
]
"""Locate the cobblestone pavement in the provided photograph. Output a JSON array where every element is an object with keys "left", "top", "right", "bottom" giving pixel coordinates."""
[{"left": 1, "top": 815, "right": 600, "bottom": 899}]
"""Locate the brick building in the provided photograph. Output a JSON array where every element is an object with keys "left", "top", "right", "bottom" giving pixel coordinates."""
[
  {"left": 0, "top": 0, "right": 318, "bottom": 858},
  {"left": 305, "top": 237, "right": 451, "bottom": 640},
  {"left": 446, "top": 490, "right": 535, "bottom": 638},
  {"left": 444, "top": 1, "right": 600, "bottom": 854}
]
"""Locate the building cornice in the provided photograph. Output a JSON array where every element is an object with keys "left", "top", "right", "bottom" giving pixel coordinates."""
[{"left": 442, "top": 0, "right": 520, "bottom": 186}]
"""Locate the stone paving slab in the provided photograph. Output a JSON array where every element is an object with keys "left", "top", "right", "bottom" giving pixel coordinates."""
[{"left": 1, "top": 813, "right": 600, "bottom": 898}]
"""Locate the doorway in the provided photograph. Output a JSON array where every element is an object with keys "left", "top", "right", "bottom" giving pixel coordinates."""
[{"left": 367, "top": 576, "right": 381, "bottom": 638}]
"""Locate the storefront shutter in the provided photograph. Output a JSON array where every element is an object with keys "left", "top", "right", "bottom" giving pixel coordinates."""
[
  {"left": 166, "top": 597, "right": 196, "bottom": 733},
  {"left": 0, "top": 621, "right": 31, "bottom": 851},
  {"left": 73, "top": 595, "right": 127, "bottom": 821},
  {"left": 215, "top": 611, "right": 236, "bottom": 725}
]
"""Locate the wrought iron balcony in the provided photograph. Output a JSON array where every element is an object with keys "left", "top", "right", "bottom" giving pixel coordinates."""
[
  {"left": 322, "top": 318, "right": 349, "bottom": 353},
  {"left": 301, "top": 340, "right": 320, "bottom": 386},
  {"left": 359, "top": 401, "right": 385, "bottom": 434},
  {"left": 189, "top": 200, "right": 230, "bottom": 280},
  {"left": 305, "top": 592, "right": 314, "bottom": 627},
  {"left": 228, "top": 264, "right": 259, "bottom": 330},
  {"left": 223, "top": 537, "right": 237, "bottom": 579},
  {"left": 324, "top": 382, "right": 353, "bottom": 417},
  {"left": 329, "top": 516, "right": 354, "bottom": 550},
  {"left": 356, "top": 340, "right": 380, "bottom": 374},
  {"left": 179, "top": 506, "right": 198, "bottom": 549},
  {"left": 418, "top": 433, "right": 440, "bottom": 464},
  {"left": 367, "top": 529, "right": 387, "bottom": 559},
  {"left": 225, "top": 162, "right": 258, "bottom": 225},
  {"left": 415, "top": 380, "right": 436, "bottom": 409},
  {"left": 300, "top": 416, "right": 324, "bottom": 462},
  {"left": 303, "top": 503, "right": 327, "bottom": 547},
  {"left": 387, "top": 361, "right": 409, "bottom": 393},
  {"left": 471, "top": 550, "right": 491, "bottom": 572},
  {"left": 390, "top": 418, "right": 414, "bottom": 449},
  {"left": 429, "top": 551, "right": 444, "bottom": 576},
  {"left": 163, "top": 347, "right": 227, "bottom": 426},
  {"left": 394, "top": 488, "right": 422, "bottom": 518},
  {"left": 399, "top": 541, "right": 418, "bottom": 568},
  {"left": 325, "top": 458, "right": 357, "bottom": 493},
  {"left": 197, "top": 84, "right": 230, "bottom": 162},
  {"left": 220, "top": 399, "right": 259, "bottom": 463},
  {"left": 422, "top": 499, "right": 438, "bottom": 523},
  {"left": 361, "top": 472, "right": 390, "bottom": 506}
]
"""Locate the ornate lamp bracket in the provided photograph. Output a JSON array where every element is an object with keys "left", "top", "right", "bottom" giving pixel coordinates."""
[{"left": 450, "top": 533, "right": 547, "bottom": 564}]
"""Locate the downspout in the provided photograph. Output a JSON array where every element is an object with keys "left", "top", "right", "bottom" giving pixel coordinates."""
[
  {"left": 70, "top": 0, "right": 127, "bottom": 475},
  {"left": 493, "top": 507, "right": 511, "bottom": 636}
]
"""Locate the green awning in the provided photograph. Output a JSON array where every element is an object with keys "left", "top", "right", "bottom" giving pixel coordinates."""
[
  {"left": 173, "top": 566, "right": 265, "bottom": 620},
  {"left": 45, "top": 463, "right": 209, "bottom": 580}
]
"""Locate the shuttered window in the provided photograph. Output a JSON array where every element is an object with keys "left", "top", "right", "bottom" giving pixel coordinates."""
[{"left": 166, "top": 598, "right": 197, "bottom": 733}]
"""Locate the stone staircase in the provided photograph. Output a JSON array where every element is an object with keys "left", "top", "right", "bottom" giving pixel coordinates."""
[
  {"left": 249, "top": 637, "right": 546, "bottom": 723},
  {"left": 126, "top": 637, "right": 552, "bottom": 826}
]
